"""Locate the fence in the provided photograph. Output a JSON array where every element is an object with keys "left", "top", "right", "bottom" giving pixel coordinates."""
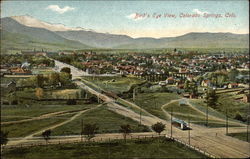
[
  {"left": 165, "top": 135, "right": 216, "bottom": 158},
  {"left": 3, "top": 134, "right": 162, "bottom": 149},
  {"left": 3, "top": 134, "right": 216, "bottom": 158}
]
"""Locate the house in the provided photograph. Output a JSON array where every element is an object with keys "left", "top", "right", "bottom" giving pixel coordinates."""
[
  {"left": 10, "top": 67, "right": 32, "bottom": 75},
  {"left": 201, "top": 80, "right": 211, "bottom": 87},
  {"left": 182, "top": 93, "right": 197, "bottom": 99},
  {"left": 228, "top": 83, "right": 238, "bottom": 88},
  {"left": 166, "top": 77, "right": 175, "bottom": 84}
]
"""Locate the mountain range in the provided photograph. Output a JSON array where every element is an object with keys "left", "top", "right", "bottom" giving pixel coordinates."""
[{"left": 1, "top": 15, "right": 249, "bottom": 52}]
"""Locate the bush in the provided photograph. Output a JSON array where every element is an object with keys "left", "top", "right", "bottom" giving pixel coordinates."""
[
  {"left": 234, "top": 113, "right": 246, "bottom": 122},
  {"left": 67, "top": 99, "right": 77, "bottom": 105}
]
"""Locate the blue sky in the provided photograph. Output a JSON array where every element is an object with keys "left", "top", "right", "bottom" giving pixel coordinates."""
[{"left": 1, "top": 0, "right": 249, "bottom": 38}]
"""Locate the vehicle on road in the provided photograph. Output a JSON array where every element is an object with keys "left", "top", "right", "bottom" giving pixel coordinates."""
[{"left": 172, "top": 118, "right": 191, "bottom": 130}]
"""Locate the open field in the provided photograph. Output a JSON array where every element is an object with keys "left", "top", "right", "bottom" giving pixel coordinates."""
[
  {"left": 2, "top": 137, "right": 207, "bottom": 159},
  {"left": 83, "top": 76, "right": 145, "bottom": 94},
  {"left": 228, "top": 132, "right": 250, "bottom": 142},
  {"left": 130, "top": 92, "right": 180, "bottom": 120},
  {"left": 1, "top": 114, "right": 74, "bottom": 138},
  {"left": 52, "top": 105, "right": 150, "bottom": 136},
  {"left": 164, "top": 101, "right": 241, "bottom": 127},
  {"left": 1, "top": 104, "right": 95, "bottom": 122},
  {"left": 190, "top": 93, "right": 249, "bottom": 122},
  {"left": 31, "top": 68, "right": 54, "bottom": 75}
]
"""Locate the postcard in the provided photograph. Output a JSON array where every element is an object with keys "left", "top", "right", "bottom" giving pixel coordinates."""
[{"left": 0, "top": 0, "right": 249, "bottom": 158}]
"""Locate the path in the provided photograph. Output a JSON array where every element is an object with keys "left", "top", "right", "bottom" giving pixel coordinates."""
[
  {"left": 1, "top": 109, "right": 87, "bottom": 125},
  {"left": 7, "top": 104, "right": 103, "bottom": 146}
]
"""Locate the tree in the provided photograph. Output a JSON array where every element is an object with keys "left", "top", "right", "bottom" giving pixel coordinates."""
[
  {"left": 234, "top": 112, "right": 246, "bottom": 122},
  {"left": 35, "top": 87, "right": 44, "bottom": 100},
  {"left": 60, "top": 67, "right": 71, "bottom": 74},
  {"left": 228, "top": 69, "right": 239, "bottom": 82},
  {"left": 0, "top": 131, "right": 8, "bottom": 147},
  {"left": 119, "top": 124, "right": 132, "bottom": 142},
  {"left": 59, "top": 72, "right": 72, "bottom": 86},
  {"left": 82, "top": 123, "right": 99, "bottom": 141},
  {"left": 36, "top": 74, "right": 45, "bottom": 88},
  {"left": 49, "top": 72, "right": 60, "bottom": 87},
  {"left": 151, "top": 122, "right": 165, "bottom": 136},
  {"left": 42, "top": 130, "right": 51, "bottom": 144},
  {"left": 205, "top": 88, "right": 218, "bottom": 109}
]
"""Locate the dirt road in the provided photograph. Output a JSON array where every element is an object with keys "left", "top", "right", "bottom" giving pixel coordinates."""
[
  {"left": 75, "top": 81, "right": 249, "bottom": 158},
  {"left": 7, "top": 104, "right": 103, "bottom": 146}
]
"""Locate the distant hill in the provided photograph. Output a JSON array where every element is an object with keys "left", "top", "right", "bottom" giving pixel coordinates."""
[
  {"left": 1, "top": 17, "right": 92, "bottom": 52},
  {"left": 55, "top": 31, "right": 134, "bottom": 48},
  {"left": 116, "top": 32, "right": 249, "bottom": 49},
  {"left": 1, "top": 15, "right": 249, "bottom": 51}
]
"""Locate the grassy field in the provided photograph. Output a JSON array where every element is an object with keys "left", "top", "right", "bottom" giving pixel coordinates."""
[
  {"left": 2, "top": 137, "right": 207, "bottom": 159},
  {"left": 131, "top": 92, "right": 180, "bottom": 120},
  {"left": 1, "top": 104, "right": 95, "bottom": 122},
  {"left": 115, "top": 98, "right": 149, "bottom": 116},
  {"left": 190, "top": 92, "right": 249, "bottom": 122},
  {"left": 31, "top": 68, "right": 54, "bottom": 75},
  {"left": 83, "top": 76, "right": 145, "bottom": 94},
  {"left": 52, "top": 105, "right": 150, "bottom": 136},
  {"left": 228, "top": 132, "right": 250, "bottom": 142},
  {"left": 1, "top": 114, "right": 74, "bottom": 138},
  {"left": 164, "top": 101, "right": 239, "bottom": 127}
]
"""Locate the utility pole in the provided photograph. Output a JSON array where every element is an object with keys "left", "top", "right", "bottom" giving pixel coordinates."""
[
  {"left": 206, "top": 103, "right": 208, "bottom": 126},
  {"left": 171, "top": 107, "right": 173, "bottom": 138},
  {"left": 226, "top": 108, "right": 228, "bottom": 135},
  {"left": 140, "top": 108, "right": 142, "bottom": 125},
  {"left": 247, "top": 115, "right": 249, "bottom": 142},
  {"left": 81, "top": 119, "right": 83, "bottom": 142},
  {"left": 133, "top": 88, "right": 136, "bottom": 102},
  {"left": 188, "top": 110, "right": 190, "bottom": 145},
  {"left": 205, "top": 89, "right": 208, "bottom": 127}
]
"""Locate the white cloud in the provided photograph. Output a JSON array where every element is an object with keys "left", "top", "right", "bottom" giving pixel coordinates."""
[
  {"left": 46, "top": 5, "right": 75, "bottom": 14},
  {"left": 126, "top": 13, "right": 147, "bottom": 21},
  {"left": 192, "top": 9, "right": 209, "bottom": 15}
]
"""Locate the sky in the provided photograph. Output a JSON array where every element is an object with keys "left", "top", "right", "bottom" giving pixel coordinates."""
[{"left": 1, "top": 0, "right": 249, "bottom": 38}]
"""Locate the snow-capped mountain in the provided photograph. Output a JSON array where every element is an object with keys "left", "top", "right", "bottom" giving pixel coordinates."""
[{"left": 11, "top": 15, "right": 88, "bottom": 31}]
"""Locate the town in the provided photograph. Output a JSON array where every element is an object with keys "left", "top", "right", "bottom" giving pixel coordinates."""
[{"left": 0, "top": 1, "right": 249, "bottom": 158}]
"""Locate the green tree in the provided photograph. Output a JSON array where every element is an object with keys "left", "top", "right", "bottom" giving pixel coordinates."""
[
  {"left": 82, "top": 123, "right": 99, "bottom": 141},
  {"left": 59, "top": 72, "right": 72, "bottom": 86},
  {"left": 184, "top": 80, "right": 190, "bottom": 92},
  {"left": 228, "top": 69, "right": 239, "bottom": 82},
  {"left": 36, "top": 74, "right": 45, "bottom": 88},
  {"left": 119, "top": 124, "right": 132, "bottom": 142},
  {"left": 151, "top": 122, "right": 165, "bottom": 136},
  {"left": 60, "top": 67, "right": 71, "bottom": 74},
  {"left": 42, "top": 130, "right": 51, "bottom": 145},
  {"left": 205, "top": 88, "right": 218, "bottom": 109},
  {"left": 49, "top": 72, "right": 60, "bottom": 87},
  {"left": 0, "top": 131, "right": 8, "bottom": 146}
]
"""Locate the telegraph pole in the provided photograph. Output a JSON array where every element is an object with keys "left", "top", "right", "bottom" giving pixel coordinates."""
[
  {"left": 171, "top": 107, "right": 173, "bottom": 138},
  {"left": 133, "top": 88, "right": 136, "bottom": 102},
  {"left": 188, "top": 110, "right": 190, "bottom": 145},
  {"left": 81, "top": 119, "right": 83, "bottom": 142},
  {"left": 247, "top": 115, "right": 249, "bottom": 142},
  {"left": 206, "top": 104, "right": 208, "bottom": 126},
  {"left": 226, "top": 108, "right": 228, "bottom": 135},
  {"left": 139, "top": 108, "right": 142, "bottom": 125}
]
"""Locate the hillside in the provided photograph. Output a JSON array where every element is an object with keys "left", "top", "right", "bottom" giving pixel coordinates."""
[
  {"left": 1, "top": 17, "right": 92, "bottom": 53},
  {"left": 1, "top": 15, "right": 249, "bottom": 51},
  {"left": 115, "top": 32, "right": 249, "bottom": 49}
]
